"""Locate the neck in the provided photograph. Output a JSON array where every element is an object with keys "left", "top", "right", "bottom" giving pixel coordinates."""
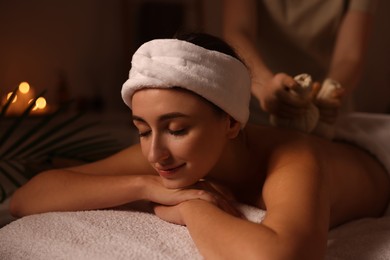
[{"left": 207, "top": 131, "right": 252, "bottom": 187}]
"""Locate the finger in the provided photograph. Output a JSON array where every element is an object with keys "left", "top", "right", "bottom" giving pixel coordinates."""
[
  {"left": 275, "top": 106, "right": 306, "bottom": 118},
  {"left": 310, "top": 82, "right": 321, "bottom": 100},
  {"left": 333, "top": 88, "right": 346, "bottom": 99},
  {"left": 281, "top": 75, "right": 298, "bottom": 89},
  {"left": 274, "top": 98, "right": 309, "bottom": 115},
  {"left": 316, "top": 98, "right": 342, "bottom": 109},
  {"left": 158, "top": 188, "right": 215, "bottom": 206},
  {"left": 278, "top": 90, "right": 310, "bottom": 108},
  {"left": 180, "top": 189, "right": 216, "bottom": 204}
]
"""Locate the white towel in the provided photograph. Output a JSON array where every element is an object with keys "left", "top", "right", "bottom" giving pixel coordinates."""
[
  {"left": 0, "top": 202, "right": 264, "bottom": 260},
  {"left": 327, "top": 216, "right": 390, "bottom": 260},
  {"left": 1, "top": 202, "right": 390, "bottom": 260},
  {"left": 334, "top": 112, "right": 390, "bottom": 174},
  {"left": 121, "top": 39, "right": 251, "bottom": 128},
  {"left": 1, "top": 113, "right": 390, "bottom": 259}
]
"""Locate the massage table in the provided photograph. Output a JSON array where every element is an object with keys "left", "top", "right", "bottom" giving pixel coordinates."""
[{"left": 1, "top": 112, "right": 389, "bottom": 259}]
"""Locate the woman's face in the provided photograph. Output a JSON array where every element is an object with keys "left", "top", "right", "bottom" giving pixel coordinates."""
[{"left": 131, "top": 88, "right": 231, "bottom": 189}]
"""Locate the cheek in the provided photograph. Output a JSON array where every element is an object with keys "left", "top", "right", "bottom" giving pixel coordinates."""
[
  {"left": 139, "top": 139, "right": 152, "bottom": 160},
  {"left": 180, "top": 130, "right": 226, "bottom": 167}
]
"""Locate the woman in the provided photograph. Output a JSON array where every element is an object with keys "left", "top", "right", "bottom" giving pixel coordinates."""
[{"left": 9, "top": 33, "right": 389, "bottom": 259}]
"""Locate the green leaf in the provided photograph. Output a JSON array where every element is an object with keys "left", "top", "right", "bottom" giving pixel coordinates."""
[
  {"left": 0, "top": 101, "right": 74, "bottom": 158},
  {"left": 0, "top": 88, "right": 123, "bottom": 201},
  {"left": 0, "top": 86, "right": 18, "bottom": 120},
  {"left": 5, "top": 112, "right": 85, "bottom": 159},
  {"left": 53, "top": 137, "right": 117, "bottom": 154},
  {"left": 0, "top": 90, "right": 46, "bottom": 148},
  {"left": 18, "top": 121, "right": 100, "bottom": 159},
  {"left": 0, "top": 164, "right": 23, "bottom": 189},
  {"left": 0, "top": 182, "right": 6, "bottom": 203}
]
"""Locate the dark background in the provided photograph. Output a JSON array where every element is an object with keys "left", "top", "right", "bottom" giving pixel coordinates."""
[{"left": 0, "top": 0, "right": 389, "bottom": 115}]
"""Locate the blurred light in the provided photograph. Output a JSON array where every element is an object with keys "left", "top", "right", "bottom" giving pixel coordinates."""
[
  {"left": 6, "top": 92, "right": 17, "bottom": 103},
  {"left": 35, "top": 97, "right": 47, "bottom": 109},
  {"left": 18, "top": 82, "right": 30, "bottom": 94}
]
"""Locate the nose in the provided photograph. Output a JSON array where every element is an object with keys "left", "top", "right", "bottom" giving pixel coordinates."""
[{"left": 147, "top": 133, "right": 170, "bottom": 164}]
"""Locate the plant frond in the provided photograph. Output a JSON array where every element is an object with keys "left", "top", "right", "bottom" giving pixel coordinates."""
[
  {"left": 0, "top": 86, "right": 18, "bottom": 120},
  {"left": 0, "top": 101, "right": 74, "bottom": 158},
  {"left": 19, "top": 121, "right": 100, "bottom": 159},
  {"left": 0, "top": 183, "right": 6, "bottom": 203},
  {"left": 0, "top": 163, "right": 23, "bottom": 189},
  {"left": 5, "top": 113, "right": 85, "bottom": 159},
  {"left": 0, "top": 90, "right": 46, "bottom": 148},
  {"left": 0, "top": 89, "right": 124, "bottom": 201}
]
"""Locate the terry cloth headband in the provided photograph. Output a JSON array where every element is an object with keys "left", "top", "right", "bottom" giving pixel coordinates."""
[{"left": 121, "top": 39, "right": 251, "bottom": 127}]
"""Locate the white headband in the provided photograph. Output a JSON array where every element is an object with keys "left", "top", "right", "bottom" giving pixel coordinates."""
[{"left": 121, "top": 39, "right": 251, "bottom": 127}]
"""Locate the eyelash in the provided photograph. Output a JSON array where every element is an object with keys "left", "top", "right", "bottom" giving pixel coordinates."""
[
  {"left": 138, "top": 129, "right": 187, "bottom": 138},
  {"left": 168, "top": 129, "right": 187, "bottom": 136},
  {"left": 138, "top": 130, "right": 151, "bottom": 138}
]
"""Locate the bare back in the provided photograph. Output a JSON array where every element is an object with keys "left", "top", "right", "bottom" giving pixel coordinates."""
[{"left": 241, "top": 124, "right": 390, "bottom": 228}]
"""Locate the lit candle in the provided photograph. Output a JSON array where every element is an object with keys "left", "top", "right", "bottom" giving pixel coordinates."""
[
  {"left": 3, "top": 82, "right": 42, "bottom": 115},
  {"left": 17, "top": 82, "right": 35, "bottom": 109},
  {"left": 31, "top": 96, "right": 48, "bottom": 114}
]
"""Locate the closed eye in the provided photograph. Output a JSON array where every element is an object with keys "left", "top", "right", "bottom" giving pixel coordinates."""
[
  {"left": 138, "top": 130, "right": 151, "bottom": 138},
  {"left": 168, "top": 129, "right": 187, "bottom": 136}
]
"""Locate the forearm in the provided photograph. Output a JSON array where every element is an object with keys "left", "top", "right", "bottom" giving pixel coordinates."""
[
  {"left": 180, "top": 200, "right": 323, "bottom": 260},
  {"left": 326, "top": 11, "right": 373, "bottom": 95},
  {"left": 223, "top": 0, "right": 273, "bottom": 97},
  {"left": 225, "top": 31, "right": 273, "bottom": 84},
  {"left": 9, "top": 170, "right": 145, "bottom": 217},
  {"left": 326, "top": 56, "right": 364, "bottom": 95}
]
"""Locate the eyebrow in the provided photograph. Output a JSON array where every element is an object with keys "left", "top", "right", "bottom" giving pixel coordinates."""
[{"left": 132, "top": 112, "right": 190, "bottom": 123}]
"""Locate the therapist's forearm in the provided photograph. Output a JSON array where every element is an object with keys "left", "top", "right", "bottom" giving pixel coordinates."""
[
  {"left": 224, "top": 31, "right": 273, "bottom": 94},
  {"left": 326, "top": 10, "right": 373, "bottom": 94},
  {"left": 327, "top": 59, "right": 363, "bottom": 94},
  {"left": 223, "top": 0, "right": 273, "bottom": 92}
]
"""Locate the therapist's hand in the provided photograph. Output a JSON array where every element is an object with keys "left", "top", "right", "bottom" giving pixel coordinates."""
[
  {"left": 315, "top": 85, "right": 345, "bottom": 124},
  {"left": 253, "top": 73, "right": 312, "bottom": 118}
]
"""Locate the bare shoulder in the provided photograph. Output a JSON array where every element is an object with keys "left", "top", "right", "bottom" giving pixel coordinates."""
[
  {"left": 244, "top": 124, "right": 390, "bottom": 227},
  {"left": 243, "top": 125, "right": 330, "bottom": 256},
  {"left": 244, "top": 124, "right": 319, "bottom": 158},
  {"left": 66, "top": 143, "right": 156, "bottom": 176}
]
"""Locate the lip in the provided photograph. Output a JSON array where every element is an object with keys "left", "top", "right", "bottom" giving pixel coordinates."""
[{"left": 156, "top": 163, "right": 186, "bottom": 178}]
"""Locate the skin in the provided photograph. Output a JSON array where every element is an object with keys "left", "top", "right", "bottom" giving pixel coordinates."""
[
  {"left": 9, "top": 88, "right": 390, "bottom": 259},
  {"left": 223, "top": 0, "right": 374, "bottom": 122}
]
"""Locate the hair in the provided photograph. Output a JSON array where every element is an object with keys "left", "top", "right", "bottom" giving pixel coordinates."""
[
  {"left": 173, "top": 32, "right": 242, "bottom": 61},
  {"left": 172, "top": 32, "right": 243, "bottom": 119}
]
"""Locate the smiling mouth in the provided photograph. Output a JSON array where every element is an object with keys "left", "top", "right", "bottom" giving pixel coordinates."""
[{"left": 156, "top": 163, "right": 186, "bottom": 177}]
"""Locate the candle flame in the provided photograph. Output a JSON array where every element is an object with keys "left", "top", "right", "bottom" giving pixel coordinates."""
[
  {"left": 3, "top": 82, "right": 48, "bottom": 115},
  {"left": 36, "top": 97, "right": 47, "bottom": 109},
  {"left": 19, "top": 82, "right": 30, "bottom": 94},
  {"left": 6, "top": 92, "right": 17, "bottom": 103},
  {"left": 29, "top": 97, "right": 47, "bottom": 111}
]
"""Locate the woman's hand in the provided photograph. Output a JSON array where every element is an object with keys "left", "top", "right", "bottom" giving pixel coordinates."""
[
  {"left": 153, "top": 179, "right": 244, "bottom": 225},
  {"left": 141, "top": 175, "right": 216, "bottom": 206},
  {"left": 254, "top": 73, "right": 311, "bottom": 118}
]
